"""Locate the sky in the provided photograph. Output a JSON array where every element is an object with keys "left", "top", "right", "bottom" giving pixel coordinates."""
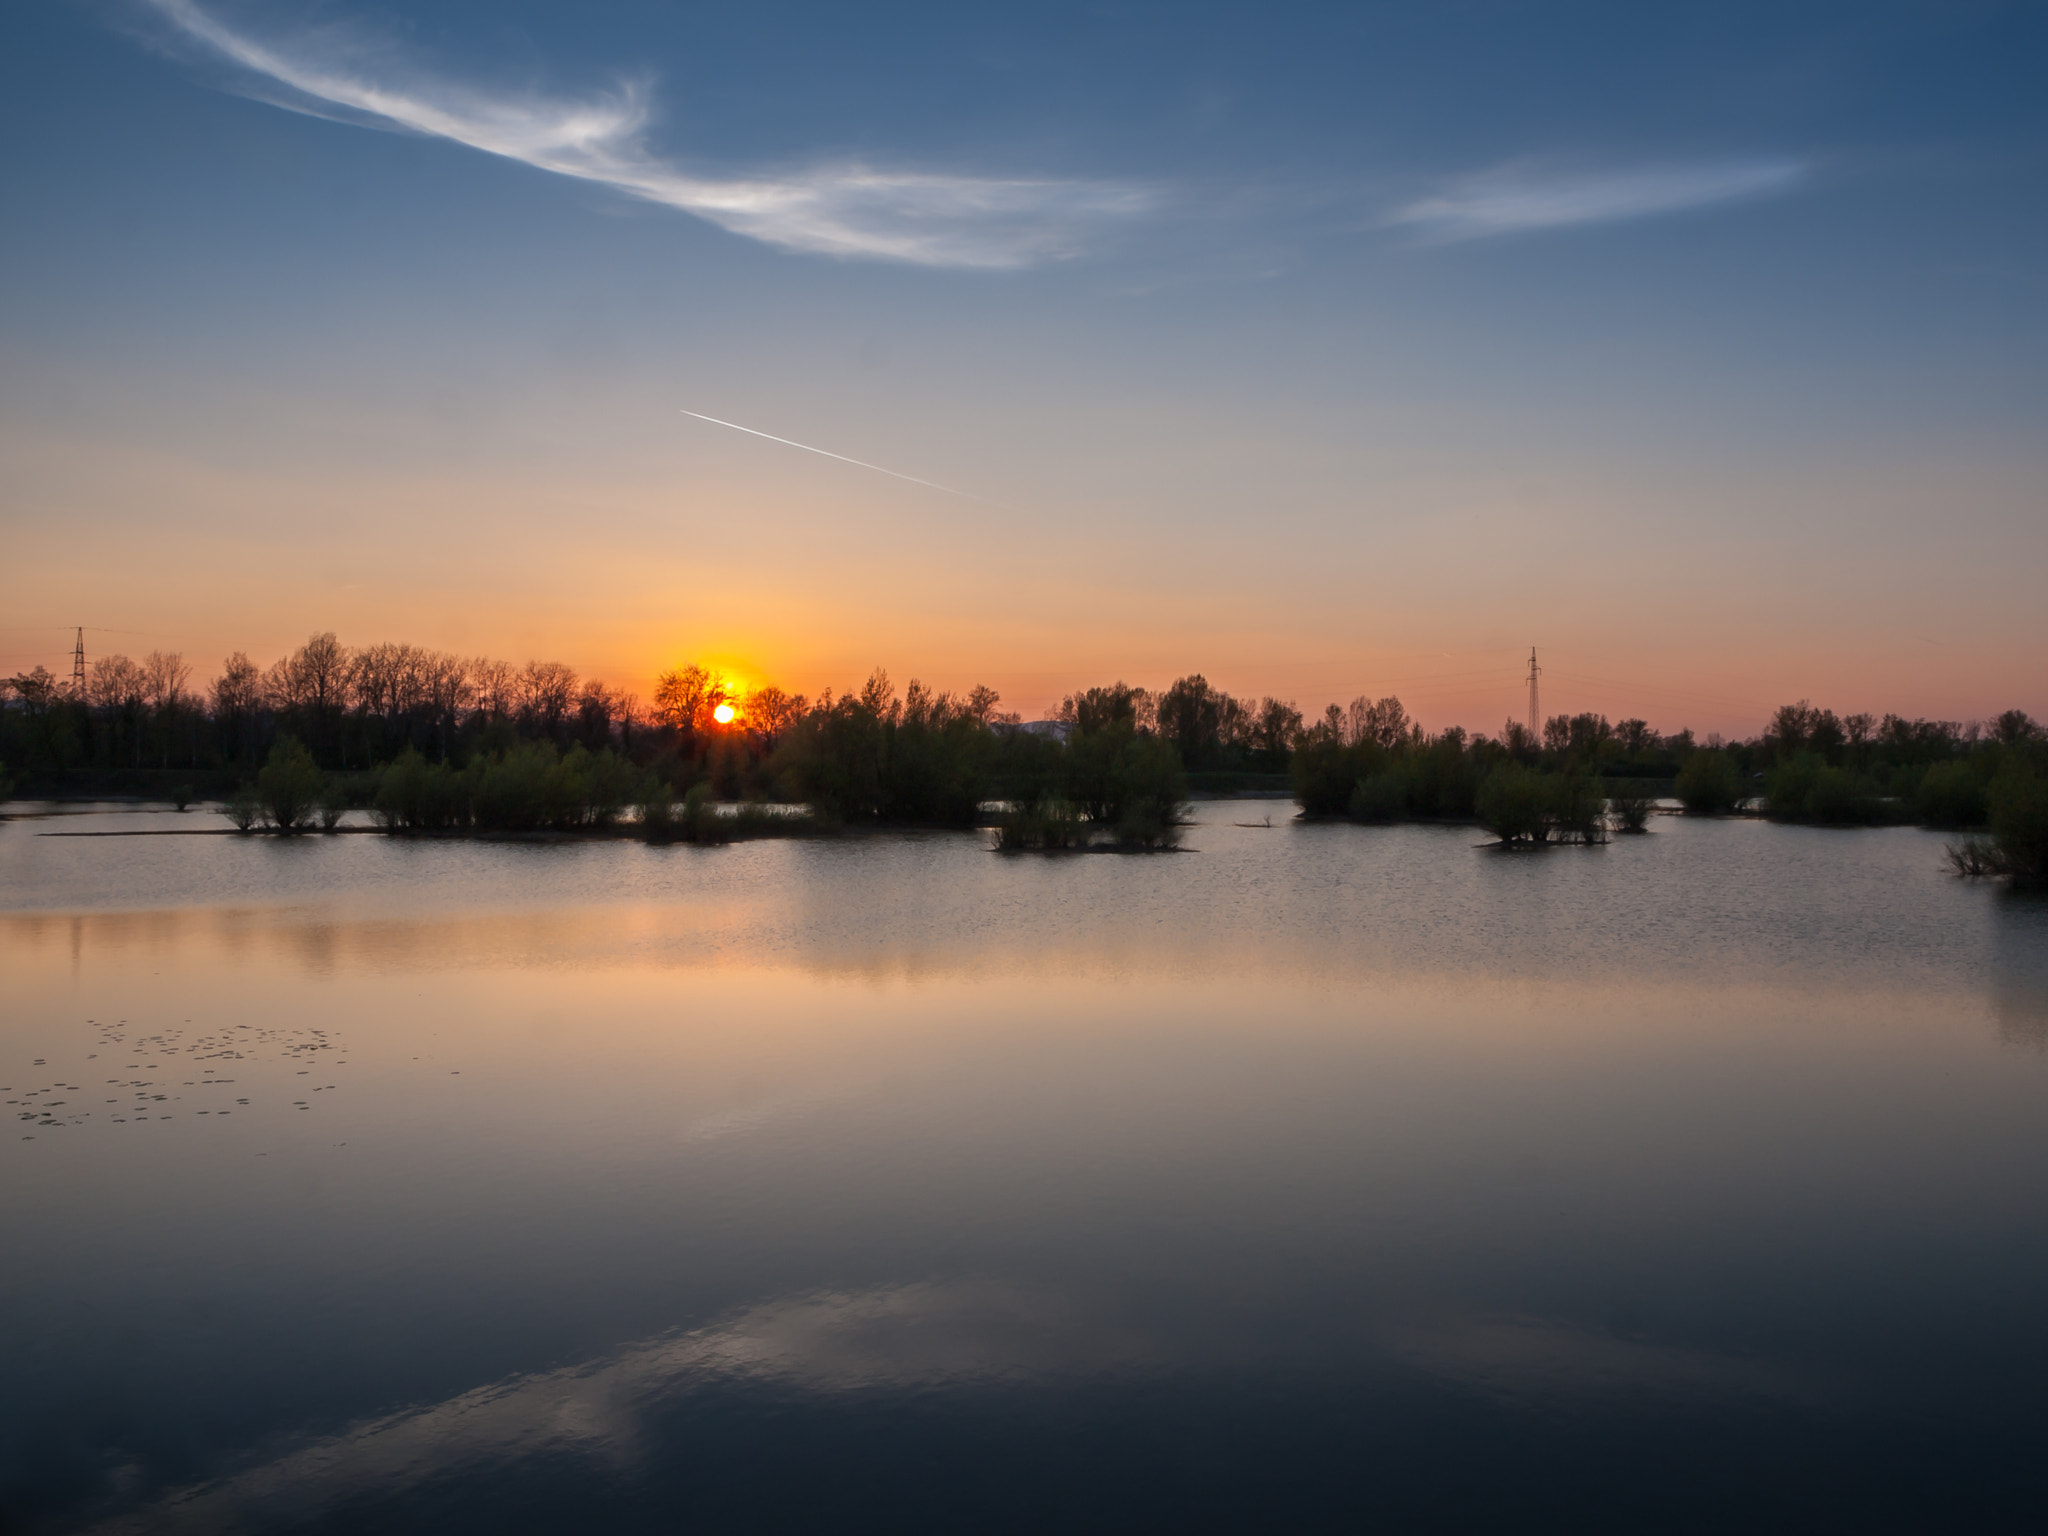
[{"left": 2, "top": 0, "right": 2044, "bottom": 735}]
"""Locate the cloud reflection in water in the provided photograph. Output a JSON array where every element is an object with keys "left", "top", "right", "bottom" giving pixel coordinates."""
[
  {"left": 84, "top": 1280, "right": 1830, "bottom": 1534},
  {"left": 84, "top": 1280, "right": 1155, "bottom": 1534}
]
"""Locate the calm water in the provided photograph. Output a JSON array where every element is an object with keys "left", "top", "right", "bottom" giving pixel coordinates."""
[{"left": 5, "top": 802, "right": 2048, "bottom": 1533}]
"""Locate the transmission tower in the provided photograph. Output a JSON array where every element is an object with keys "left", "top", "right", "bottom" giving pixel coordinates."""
[
  {"left": 70, "top": 627, "right": 85, "bottom": 695},
  {"left": 1525, "top": 646, "right": 1541, "bottom": 737}
]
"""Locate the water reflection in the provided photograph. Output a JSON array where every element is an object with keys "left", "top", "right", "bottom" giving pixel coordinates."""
[
  {"left": 81, "top": 1281, "right": 1151, "bottom": 1536},
  {"left": 1992, "top": 890, "right": 2048, "bottom": 1048},
  {"left": 1383, "top": 1315, "right": 1825, "bottom": 1409},
  {"left": 87, "top": 1285, "right": 1838, "bottom": 1536},
  {"left": 5, "top": 806, "right": 2048, "bottom": 1532}
]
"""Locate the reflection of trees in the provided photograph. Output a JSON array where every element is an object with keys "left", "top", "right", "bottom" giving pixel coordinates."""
[{"left": 1992, "top": 891, "right": 2048, "bottom": 1050}]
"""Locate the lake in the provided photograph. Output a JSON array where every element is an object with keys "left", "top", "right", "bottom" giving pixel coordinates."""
[{"left": 5, "top": 802, "right": 2048, "bottom": 1533}]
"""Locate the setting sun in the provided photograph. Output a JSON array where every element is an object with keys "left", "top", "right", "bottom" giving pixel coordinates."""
[{"left": 712, "top": 703, "right": 736, "bottom": 725}]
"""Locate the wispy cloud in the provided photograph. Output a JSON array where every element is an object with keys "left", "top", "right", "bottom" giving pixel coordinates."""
[
  {"left": 1390, "top": 158, "right": 1804, "bottom": 241},
  {"left": 138, "top": 0, "right": 1151, "bottom": 268}
]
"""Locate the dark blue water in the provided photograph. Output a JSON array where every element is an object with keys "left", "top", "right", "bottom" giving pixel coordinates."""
[{"left": 5, "top": 802, "right": 2047, "bottom": 1533}]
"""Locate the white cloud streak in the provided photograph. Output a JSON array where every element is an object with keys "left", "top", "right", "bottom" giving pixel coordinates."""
[
  {"left": 140, "top": 0, "right": 1151, "bottom": 268},
  {"left": 1390, "top": 159, "right": 1804, "bottom": 241}
]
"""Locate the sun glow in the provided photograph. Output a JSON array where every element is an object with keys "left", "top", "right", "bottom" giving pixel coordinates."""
[{"left": 713, "top": 703, "right": 736, "bottom": 725}]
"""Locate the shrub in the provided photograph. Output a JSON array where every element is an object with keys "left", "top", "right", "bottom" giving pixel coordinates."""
[
  {"left": 1545, "top": 774, "right": 1609, "bottom": 844},
  {"left": 680, "top": 782, "right": 727, "bottom": 844},
  {"left": 1766, "top": 755, "right": 1888, "bottom": 824},
  {"left": 374, "top": 749, "right": 471, "bottom": 831},
  {"left": 730, "top": 801, "right": 806, "bottom": 839},
  {"left": 1945, "top": 836, "right": 2003, "bottom": 879},
  {"left": 1805, "top": 766, "right": 1888, "bottom": 825},
  {"left": 773, "top": 682, "right": 998, "bottom": 826},
  {"left": 256, "top": 738, "right": 323, "bottom": 831},
  {"left": 1065, "top": 723, "right": 1188, "bottom": 834},
  {"left": 1990, "top": 766, "right": 2048, "bottom": 886},
  {"left": 1914, "top": 761, "right": 1989, "bottom": 829},
  {"left": 1290, "top": 734, "right": 1365, "bottom": 817},
  {"left": 224, "top": 786, "right": 261, "bottom": 831},
  {"left": 1348, "top": 770, "right": 1406, "bottom": 823},
  {"left": 1408, "top": 735, "right": 1481, "bottom": 818},
  {"left": 1676, "top": 750, "right": 1742, "bottom": 814},
  {"left": 473, "top": 745, "right": 566, "bottom": 830},
  {"left": 1764, "top": 755, "right": 1819, "bottom": 819},
  {"left": 1476, "top": 763, "right": 1549, "bottom": 845},
  {"left": 576, "top": 748, "right": 644, "bottom": 829},
  {"left": 1115, "top": 799, "right": 1184, "bottom": 850},
  {"left": 1608, "top": 789, "right": 1654, "bottom": 833},
  {"left": 993, "top": 797, "right": 1086, "bottom": 851},
  {"left": 639, "top": 780, "right": 677, "bottom": 841},
  {"left": 170, "top": 784, "right": 196, "bottom": 812}
]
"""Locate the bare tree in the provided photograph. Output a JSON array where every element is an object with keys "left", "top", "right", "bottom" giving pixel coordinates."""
[
  {"left": 138, "top": 652, "right": 191, "bottom": 711},
  {"left": 745, "top": 685, "right": 807, "bottom": 751},
  {"left": 83, "top": 655, "right": 145, "bottom": 767},
  {"left": 469, "top": 657, "right": 516, "bottom": 720},
  {"left": 265, "top": 633, "right": 351, "bottom": 714},
  {"left": 86, "top": 654, "right": 144, "bottom": 711},
  {"left": 212, "top": 654, "right": 262, "bottom": 718},
  {"left": 262, "top": 655, "right": 305, "bottom": 711},
  {"left": 349, "top": 642, "right": 404, "bottom": 721},
  {"left": 517, "top": 661, "right": 578, "bottom": 733},
  {"left": 134, "top": 652, "right": 194, "bottom": 766},
  {"left": 653, "top": 665, "right": 719, "bottom": 739},
  {"left": 211, "top": 653, "right": 263, "bottom": 765},
  {"left": 425, "top": 652, "right": 471, "bottom": 716}
]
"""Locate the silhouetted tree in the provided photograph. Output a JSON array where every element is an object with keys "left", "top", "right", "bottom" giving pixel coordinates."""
[
  {"left": 1159, "top": 674, "right": 1228, "bottom": 768},
  {"left": 1060, "top": 682, "right": 1153, "bottom": 735},
  {"left": 1675, "top": 749, "right": 1742, "bottom": 814},
  {"left": 517, "top": 661, "right": 578, "bottom": 738},
  {"left": 211, "top": 653, "right": 263, "bottom": 765}
]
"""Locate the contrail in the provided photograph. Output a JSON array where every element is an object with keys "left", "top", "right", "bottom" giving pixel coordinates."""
[{"left": 680, "top": 410, "right": 986, "bottom": 502}]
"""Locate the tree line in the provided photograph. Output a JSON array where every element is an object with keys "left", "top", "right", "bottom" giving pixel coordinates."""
[
  {"left": 2, "top": 637, "right": 2042, "bottom": 880},
  {"left": 0, "top": 637, "right": 1300, "bottom": 797},
  {"left": 1286, "top": 692, "right": 2047, "bottom": 881}
]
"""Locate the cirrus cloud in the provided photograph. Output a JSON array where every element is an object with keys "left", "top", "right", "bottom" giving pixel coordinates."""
[
  {"left": 138, "top": 0, "right": 1153, "bottom": 268},
  {"left": 1390, "top": 158, "right": 1806, "bottom": 242}
]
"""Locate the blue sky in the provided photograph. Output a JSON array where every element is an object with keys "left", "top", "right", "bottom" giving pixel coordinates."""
[{"left": 3, "top": 1, "right": 2044, "bottom": 729}]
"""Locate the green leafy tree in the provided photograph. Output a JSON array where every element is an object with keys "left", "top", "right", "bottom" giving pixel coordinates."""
[
  {"left": 1476, "top": 763, "right": 1550, "bottom": 845},
  {"left": 256, "top": 738, "right": 324, "bottom": 831},
  {"left": 1675, "top": 750, "right": 1742, "bottom": 814},
  {"left": 1914, "top": 761, "right": 1989, "bottom": 828},
  {"left": 1989, "top": 766, "right": 2048, "bottom": 885}
]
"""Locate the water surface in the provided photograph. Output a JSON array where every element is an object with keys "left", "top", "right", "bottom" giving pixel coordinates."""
[{"left": 5, "top": 803, "right": 2047, "bottom": 1532}]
